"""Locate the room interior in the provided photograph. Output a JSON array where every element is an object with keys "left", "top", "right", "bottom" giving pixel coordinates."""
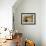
[{"left": 0, "top": 0, "right": 46, "bottom": 46}]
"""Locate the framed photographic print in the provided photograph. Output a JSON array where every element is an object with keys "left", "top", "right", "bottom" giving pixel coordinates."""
[{"left": 21, "top": 13, "right": 36, "bottom": 25}]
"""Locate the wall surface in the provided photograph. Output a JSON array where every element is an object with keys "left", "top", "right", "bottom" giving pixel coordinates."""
[
  {"left": 0, "top": 0, "right": 16, "bottom": 38},
  {"left": 13, "top": 0, "right": 41, "bottom": 46},
  {"left": 41, "top": 0, "right": 46, "bottom": 46},
  {"left": 0, "top": 0, "right": 16, "bottom": 30}
]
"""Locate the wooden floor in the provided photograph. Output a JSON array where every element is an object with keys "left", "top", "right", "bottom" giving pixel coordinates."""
[
  {"left": 0, "top": 33, "right": 23, "bottom": 46},
  {"left": 0, "top": 39, "right": 16, "bottom": 46}
]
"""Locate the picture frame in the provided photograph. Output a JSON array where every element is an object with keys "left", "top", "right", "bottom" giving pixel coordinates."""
[{"left": 21, "top": 13, "right": 36, "bottom": 25}]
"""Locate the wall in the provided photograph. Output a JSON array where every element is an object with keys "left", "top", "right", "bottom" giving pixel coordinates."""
[
  {"left": 0, "top": 0, "right": 17, "bottom": 38},
  {"left": 0, "top": 0, "right": 16, "bottom": 30},
  {"left": 41, "top": 0, "right": 46, "bottom": 46},
  {"left": 13, "top": 0, "right": 41, "bottom": 46}
]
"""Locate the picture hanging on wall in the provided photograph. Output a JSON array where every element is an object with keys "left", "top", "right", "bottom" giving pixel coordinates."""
[{"left": 21, "top": 13, "right": 36, "bottom": 25}]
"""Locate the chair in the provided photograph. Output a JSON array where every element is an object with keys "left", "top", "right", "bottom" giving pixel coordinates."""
[{"left": 15, "top": 33, "right": 23, "bottom": 46}]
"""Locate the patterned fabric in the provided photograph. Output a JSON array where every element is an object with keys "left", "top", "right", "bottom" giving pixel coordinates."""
[{"left": 25, "top": 40, "right": 35, "bottom": 46}]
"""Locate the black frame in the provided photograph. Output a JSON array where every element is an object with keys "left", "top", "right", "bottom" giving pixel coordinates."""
[{"left": 21, "top": 13, "right": 36, "bottom": 25}]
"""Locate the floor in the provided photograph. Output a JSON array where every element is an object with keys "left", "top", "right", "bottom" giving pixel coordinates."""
[
  {"left": 0, "top": 33, "right": 23, "bottom": 46},
  {"left": 0, "top": 39, "right": 16, "bottom": 46}
]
